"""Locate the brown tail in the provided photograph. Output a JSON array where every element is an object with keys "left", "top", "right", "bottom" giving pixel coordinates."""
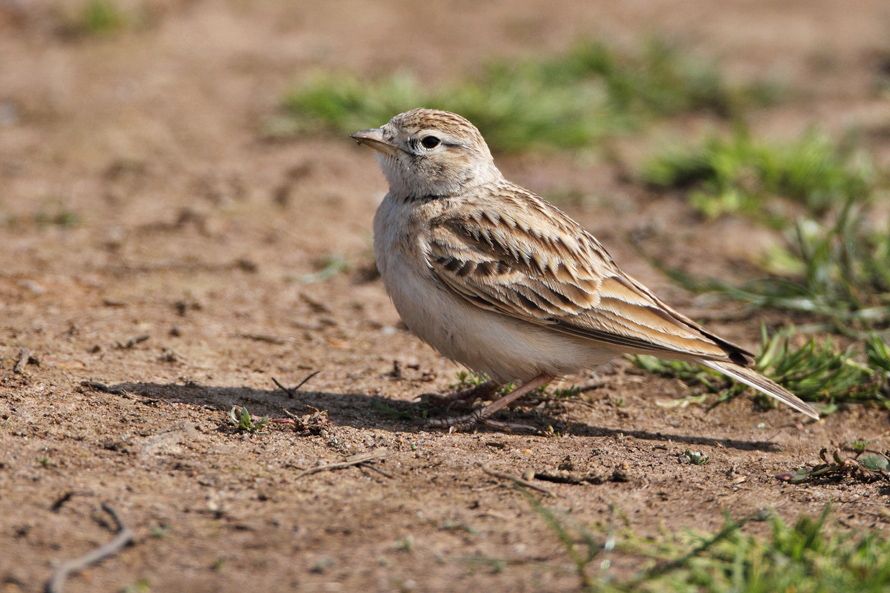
[{"left": 701, "top": 360, "right": 820, "bottom": 420}]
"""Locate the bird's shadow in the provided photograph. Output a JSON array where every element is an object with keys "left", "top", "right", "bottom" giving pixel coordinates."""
[{"left": 109, "top": 381, "right": 780, "bottom": 452}]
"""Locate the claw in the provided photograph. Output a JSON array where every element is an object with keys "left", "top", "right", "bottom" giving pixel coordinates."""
[
  {"left": 425, "top": 374, "right": 553, "bottom": 433},
  {"left": 415, "top": 381, "right": 499, "bottom": 408}
]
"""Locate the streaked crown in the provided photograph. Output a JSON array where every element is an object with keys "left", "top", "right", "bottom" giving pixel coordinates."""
[
  {"left": 353, "top": 108, "right": 501, "bottom": 199},
  {"left": 389, "top": 108, "right": 490, "bottom": 157}
]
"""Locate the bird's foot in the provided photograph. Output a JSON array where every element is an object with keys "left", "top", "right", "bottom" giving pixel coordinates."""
[
  {"left": 425, "top": 410, "right": 537, "bottom": 433},
  {"left": 415, "top": 380, "right": 499, "bottom": 408},
  {"left": 426, "top": 408, "right": 485, "bottom": 432},
  {"left": 424, "top": 374, "right": 553, "bottom": 433}
]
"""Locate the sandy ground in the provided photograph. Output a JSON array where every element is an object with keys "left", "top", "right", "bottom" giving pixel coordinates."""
[{"left": 1, "top": 1, "right": 889, "bottom": 592}]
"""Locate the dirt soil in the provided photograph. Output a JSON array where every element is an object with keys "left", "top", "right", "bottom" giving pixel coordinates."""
[{"left": 1, "top": 1, "right": 889, "bottom": 592}]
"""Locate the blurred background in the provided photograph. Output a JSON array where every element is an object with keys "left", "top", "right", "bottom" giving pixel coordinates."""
[{"left": 1, "top": 1, "right": 889, "bottom": 592}]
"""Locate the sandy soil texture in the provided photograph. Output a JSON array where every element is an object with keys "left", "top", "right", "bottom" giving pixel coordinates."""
[{"left": 1, "top": 1, "right": 888, "bottom": 592}]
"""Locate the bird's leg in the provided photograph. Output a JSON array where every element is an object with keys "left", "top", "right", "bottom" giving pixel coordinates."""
[
  {"left": 416, "top": 380, "right": 500, "bottom": 407},
  {"left": 427, "top": 374, "right": 553, "bottom": 432}
]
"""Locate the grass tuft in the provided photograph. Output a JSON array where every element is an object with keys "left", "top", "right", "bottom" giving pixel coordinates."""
[
  {"left": 451, "top": 371, "right": 585, "bottom": 402},
  {"left": 640, "top": 127, "right": 888, "bottom": 339},
  {"left": 276, "top": 39, "right": 777, "bottom": 152},
  {"left": 525, "top": 497, "right": 890, "bottom": 593},
  {"left": 451, "top": 370, "right": 492, "bottom": 390},
  {"left": 627, "top": 508, "right": 890, "bottom": 593},
  {"left": 523, "top": 490, "right": 601, "bottom": 590},
  {"left": 642, "top": 129, "right": 872, "bottom": 222},
  {"left": 644, "top": 197, "right": 890, "bottom": 333},
  {"left": 228, "top": 406, "right": 268, "bottom": 433},
  {"left": 59, "top": 0, "right": 128, "bottom": 37},
  {"left": 81, "top": 0, "right": 125, "bottom": 34},
  {"left": 680, "top": 449, "right": 710, "bottom": 465},
  {"left": 34, "top": 208, "right": 80, "bottom": 228},
  {"left": 121, "top": 579, "right": 152, "bottom": 593},
  {"left": 632, "top": 328, "right": 889, "bottom": 410},
  {"left": 300, "top": 254, "right": 349, "bottom": 284},
  {"left": 753, "top": 328, "right": 886, "bottom": 406}
]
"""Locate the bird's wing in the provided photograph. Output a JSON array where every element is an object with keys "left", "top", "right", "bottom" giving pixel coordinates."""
[{"left": 425, "top": 185, "right": 750, "bottom": 363}]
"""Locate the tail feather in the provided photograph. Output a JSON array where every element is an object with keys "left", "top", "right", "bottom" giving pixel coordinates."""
[{"left": 701, "top": 360, "right": 820, "bottom": 420}]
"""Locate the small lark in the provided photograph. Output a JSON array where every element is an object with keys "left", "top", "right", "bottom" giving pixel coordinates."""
[{"left": 352, "top": 108, "right": 818, "bottom": 430}]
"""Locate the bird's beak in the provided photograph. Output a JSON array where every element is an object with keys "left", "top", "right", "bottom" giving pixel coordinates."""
[{"left": 350, "top": 128, "right": 399, "bottom": 156}]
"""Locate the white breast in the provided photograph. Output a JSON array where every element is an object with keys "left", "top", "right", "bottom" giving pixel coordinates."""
[{"left": 373, "top": 195, "right": 615, "bottom": 384}]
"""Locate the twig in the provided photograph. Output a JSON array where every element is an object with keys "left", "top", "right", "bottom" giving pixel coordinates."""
[
  {"left": 45, "top": 503, "right": 134, "bottom": 593},
  {"left": 481, "top": 465, "right": 554, "bottom": 497},
  {"left": 115, "top": 334, "right": 149, "bottom": 349},
  {"left": 575, "top": 379, "right": 606, "bottom": 394},
  {"left": 299, "top": 292, "right": 331, "bottom": 314},
  {"left": 292, "top": 370, "right": 321, "bottom": 391},
  {"left": 534, "top": 471, "right": 605, "bottom": 485},
  {"left": 235, "top": 333, "right": 287, "bottom": 345},
  {"left": 271, "top": 377, "right": 295, "bottom": 397},
  {"left": 49, "top": 491, "right": 92, "bottom": 513},
  {"left": 13, "top": 348, "right": 33, "bottom": 374},
  {"left": 80, "top": 381, "right": 128, "bottom": 395},
  {"left": 362, "top": 463, "right": 394, "bottom": 480},
  {"left": 271, "top": 371, "right": 320, "bottom": 398},
  {"left": 294, "top": 449, "right": 387, "bottom": 480}
]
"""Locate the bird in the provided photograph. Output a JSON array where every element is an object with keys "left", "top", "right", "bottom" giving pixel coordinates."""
[{"left": 351, "top": 108, "right": 819, "bottom": 431}]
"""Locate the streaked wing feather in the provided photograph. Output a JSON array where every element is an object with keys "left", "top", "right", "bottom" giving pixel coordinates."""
[{"left": 426, "top": 184, "right": 750, "bottom": 363}]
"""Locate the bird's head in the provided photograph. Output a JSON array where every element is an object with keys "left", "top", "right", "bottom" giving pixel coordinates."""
[{"left": 351, "top": 108, "right": 502, "bottom": 199}]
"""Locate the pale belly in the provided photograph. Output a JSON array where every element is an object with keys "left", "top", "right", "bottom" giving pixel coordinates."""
[{"left": 375, "top": 228, "right": 615, "bottom": 383}]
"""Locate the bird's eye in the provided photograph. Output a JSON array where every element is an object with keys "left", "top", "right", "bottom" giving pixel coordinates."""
[{"left": 420, "top": 135, "right": 441, "bottom": 149}]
